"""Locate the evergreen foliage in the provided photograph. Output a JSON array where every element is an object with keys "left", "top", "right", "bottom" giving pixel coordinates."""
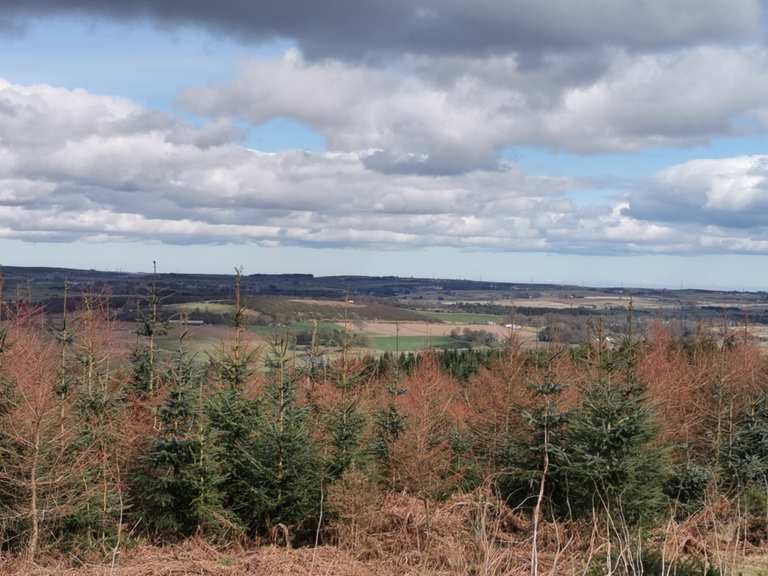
[
  {"left": 209, "top": 268, "right": 258, "bottom": 390},
  {"left": 326, "top": 401, "right": 367, "bottom": 480},
  {"left": 664, "top": 461, "right": 713, "bottom": 514},
  {"left": 497, "top": 377, "right": 668, "bottom": 525},
  {"left": 564, "top": 380, "right": 669, "bottom": 524},
  {"left": 722, "top": 394, "right": 768, "bottom": 489},
  {"left": 495, "top": 378, "right": 570, "bottom": 514},
  {"left": 5, "top": 286, "right": 768, "bottom": 572},
  {"left": 323, "top": 326, "right": 369, "bottom": 481},
  {"left": 130, "top": 266, "right": 166, "bottom": 395},
  {"left": 371, "top": 378, "right": 406, "bottom": 488},
  {"left": 205, "top": 386, "right": 260, "bottom": 526},
  {"left": 209, "top": 336, "right": 323, "bottom": 542},
  {"left": 439, "top": 348, "right": 502, "bottom": 381},
  {"left": 129, "top": 347, "right": 154, "bottom": 395},
  {"left": 130, "top": 339, "right": 233, "bottom": 539}
]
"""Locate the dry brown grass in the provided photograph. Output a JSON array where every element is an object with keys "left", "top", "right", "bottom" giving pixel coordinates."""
[
  {"left": 1, "top": 488, "right": 766, "bottom": 576},
  {"left": 327, "top": 471, "right": 477, "bottom": 572},
  {"left": 326, "top": 476, "right": 600, "bottom": 576},
  {"left": 0, "top": 540, "right": 400, "bottom": 576}
]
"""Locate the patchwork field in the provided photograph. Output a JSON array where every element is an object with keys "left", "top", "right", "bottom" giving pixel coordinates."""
[
  {"left": 111, "top": 321, "right": 263, "bottom": 359},
  {"left": 338, "top": 320, "right": 538, "bottom": 351},
  {"left": 288, "top": 298, "right": 365, "bottom": 308},
  {"left": 162, "top": 299, "right": 528, "bottom": 354},
  {"left": 9, "top": 266, "right": 768, "bottom": 359},
  {"left": 441, "top": 296, "right": 677, "bottom": 310}
]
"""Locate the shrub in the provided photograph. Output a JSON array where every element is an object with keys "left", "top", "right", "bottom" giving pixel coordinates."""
[
  {"left": 665, "top": 461, "right": 713, "bottom": 514},
  {"left": 722, "top": 394, "right": 768, "bottom": 489},
  {"left": 564, "top": 380, "right": 669, "bottom": 524}
]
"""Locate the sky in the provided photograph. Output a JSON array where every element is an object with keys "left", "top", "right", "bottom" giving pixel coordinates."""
[{"left": 1, "top": 2, "right": 768, "bottom": 289}]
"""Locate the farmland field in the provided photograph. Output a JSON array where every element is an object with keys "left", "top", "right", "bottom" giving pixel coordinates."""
[
  {"left": 368, "top": 334, "right": 457, "bottom": 351},
  {"left": 416, "top": 310, "right": 508, "bottom": 323},
  {"left": 169, "top": 301, "right": 235, "bottom": 314},
  {"left": 245, "top": 296, "right": 426, "bottom": 322},
  {"left": 348, "top": 320, "right": 518, "bottom": 338}
]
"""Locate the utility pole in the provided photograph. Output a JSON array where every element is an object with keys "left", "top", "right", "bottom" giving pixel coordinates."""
[{"left": 149, "top": 260, "right": 159, "bottom": 393}]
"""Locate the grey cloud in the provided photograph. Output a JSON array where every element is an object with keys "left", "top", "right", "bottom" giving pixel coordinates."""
[
  {"left": 0, "top": 0, "right": 761, "bottom": 59},
  {"left": 165, "top": 118, "right": 245, "bottom": 148},
  {"left": 0, "top": 18, "right": 24, "bottom": 36},
  {"left": 361, "top": 149, "right": 498, "bottom": 176}
]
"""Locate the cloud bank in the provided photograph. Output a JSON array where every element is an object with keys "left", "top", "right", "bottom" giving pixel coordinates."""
[{"left": 0, "top": 79, "right": 767, "bottom": 255}]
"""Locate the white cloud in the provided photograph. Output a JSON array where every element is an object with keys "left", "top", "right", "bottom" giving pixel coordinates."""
[
  {"left": 628, "top": 155, "right": 768, "bottom": 229},
  {"left": 181, "top": 46, "right": 768, "bottom": 174},
  {"left": 3, "top": 79, "right": 768, "bottom": 255}
]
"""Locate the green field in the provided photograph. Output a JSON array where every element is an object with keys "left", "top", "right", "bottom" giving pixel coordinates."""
[
  {"left": 154, "top": 334, "right": 228, "bottom": 357},
  {"left": 368, "top": 335, "right": 457, "bottom": 352},
  {"left": 169, "top": 301, "right": 235, "bottom": 314},
  {"left": 417, "top": 310, "right": 506, "bottom": 324},
  {"left": 249, "top": 320, "right": 341, "bottom": 336},
  {"left": 245, "top": 296, "right": 426, "bottom": 323}
]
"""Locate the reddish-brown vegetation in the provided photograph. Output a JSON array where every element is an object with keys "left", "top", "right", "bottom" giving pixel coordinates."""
[{"left": 2, "top": 300, "right": 768, "bottom": 575}]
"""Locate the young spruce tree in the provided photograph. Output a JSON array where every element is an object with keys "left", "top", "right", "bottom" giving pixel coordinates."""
[
  {"left": 495, "top": 376, "right": 570, "bottom": 516},
  {"left": 131, "top": 261, "right": 166, "bottom": 395},
  {"left": 131, "top": 335, "right": 233, "bottom": 539},
  {"left": 565, "top": 379, "right": 668, "bottom": 525},
  {"left": 324, "top": 311, "right": 368, "bottom": 480}
]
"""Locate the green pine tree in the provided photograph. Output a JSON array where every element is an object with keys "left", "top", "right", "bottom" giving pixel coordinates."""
[
  {"left": 323, "top": 321, "right": 369, "bottom": 480},
  {"left": 565, "top": 380, "right": 669, "bottom": 525},
  {"left": 326, "top": 401, "right": 367, "bottom": 479},
  {"left": 495, "top": 378, "right": 570, "bottom": 515},
  {"left": 130, "top": 337, "right": 234, "bottom": 539},
  {"left": 209, "top": 335, "right": 323, "bottom": 543},
  {"left": 131, "top": 265, "right": 166, "bottom": 395},
  {"left": 722, "top": 393, "right": 768, "bottom": 489},
  {"left": 209, "top": 268, "right": 258, "bottom": 390},
  {"left": 371, "top": 377, "right": 406, "bottom": 489}
]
